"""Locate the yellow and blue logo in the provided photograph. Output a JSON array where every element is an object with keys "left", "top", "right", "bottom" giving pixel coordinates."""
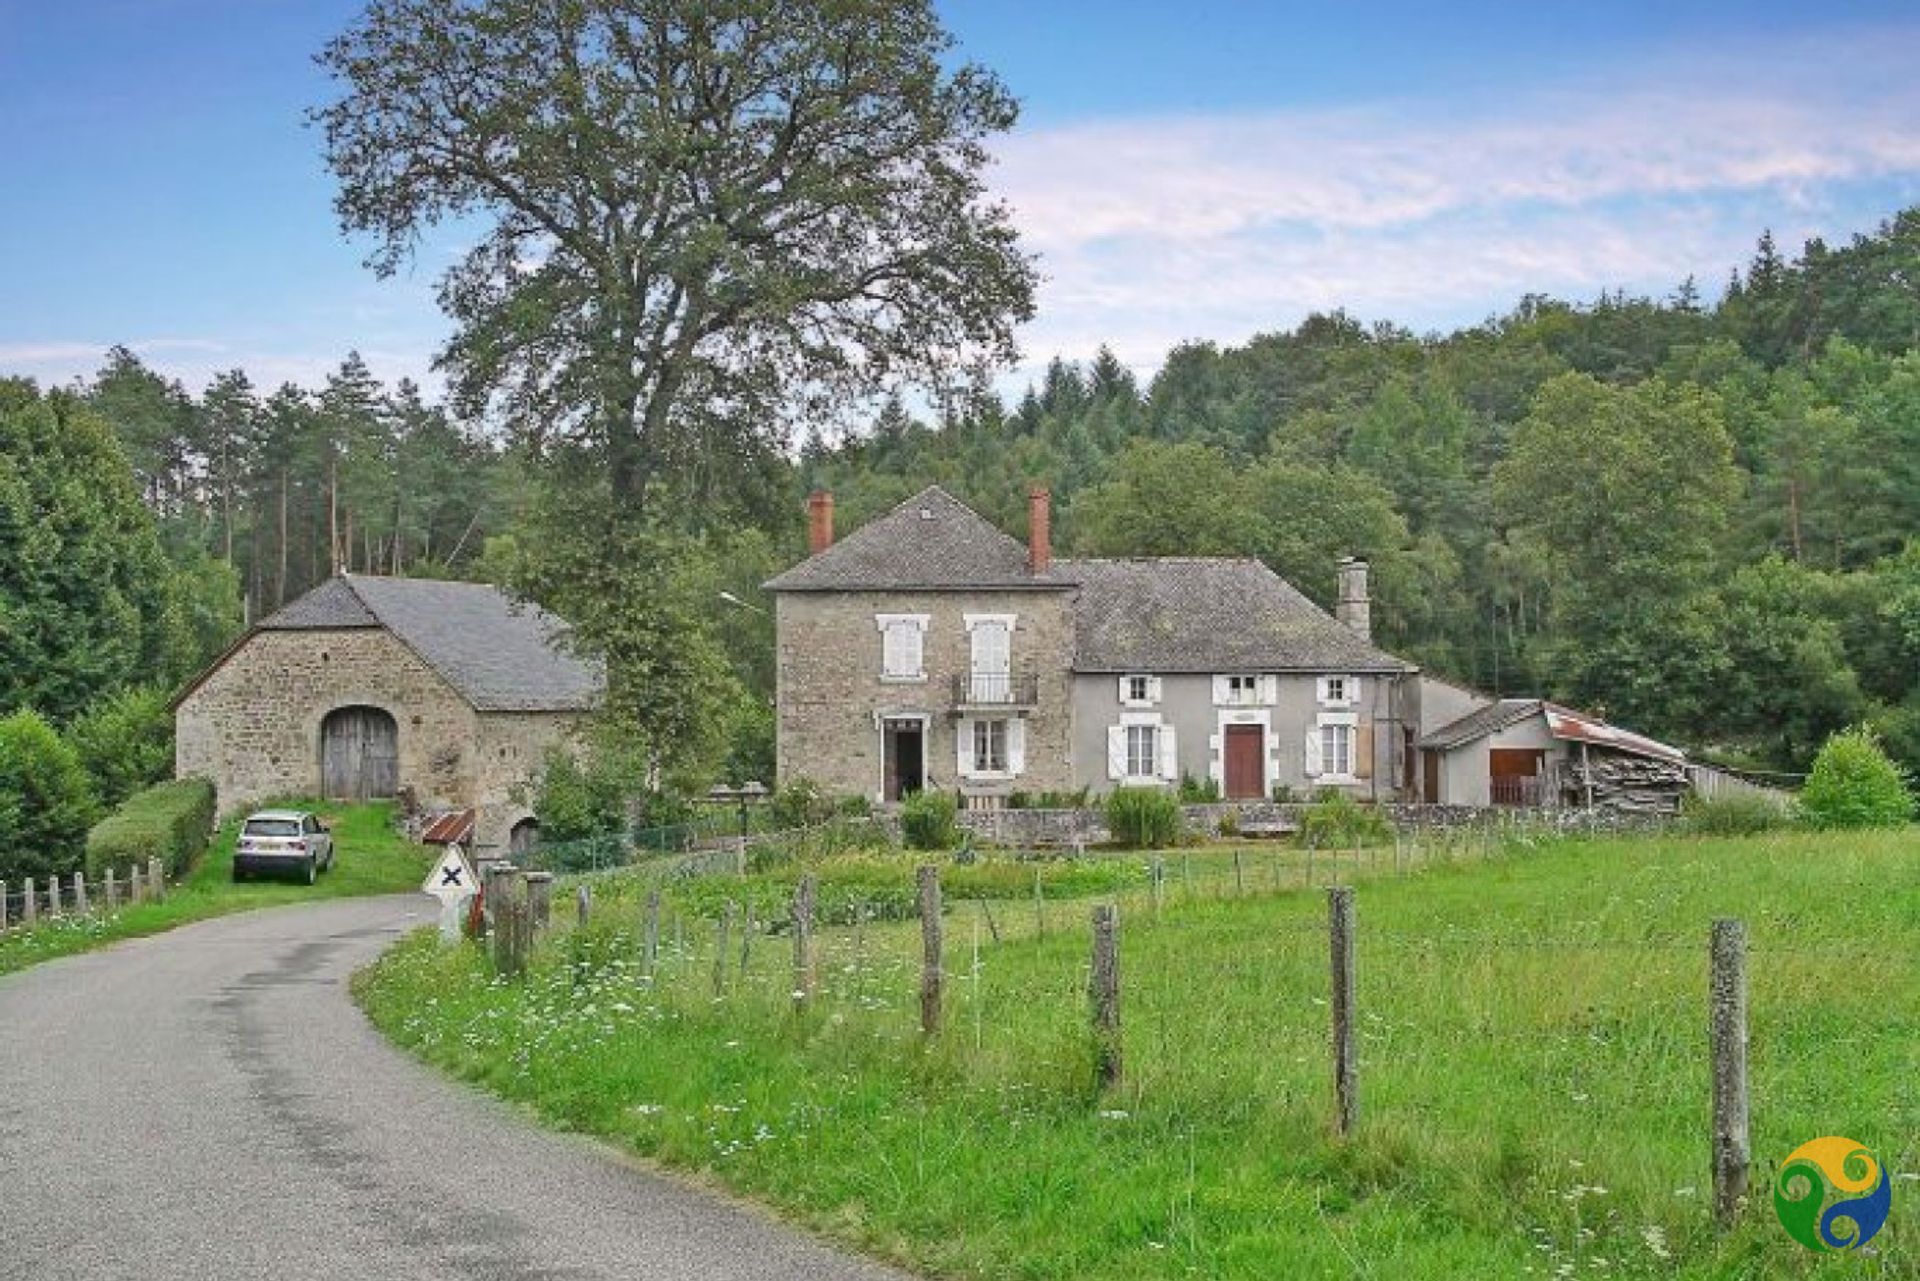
[{"left": 1774, "top": 1137, "right": 1891, "bottom": 1251}]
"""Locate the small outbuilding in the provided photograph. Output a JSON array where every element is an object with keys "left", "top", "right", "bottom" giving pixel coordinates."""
[
  {"left": 1417, "top": 697, "right": 1688, "bottom": 812},
  {"left": 173, "top": 575, "right": 602, "bottom": 856}
]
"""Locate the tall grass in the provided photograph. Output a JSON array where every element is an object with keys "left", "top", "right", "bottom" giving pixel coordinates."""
[{"left": 357, "top": 826, "right": 1920, "bottom": 1279}]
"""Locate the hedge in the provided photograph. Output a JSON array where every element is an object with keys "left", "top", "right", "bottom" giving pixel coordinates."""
[{"left": 85, "top": 778, "right": 218, "bottom": 880}]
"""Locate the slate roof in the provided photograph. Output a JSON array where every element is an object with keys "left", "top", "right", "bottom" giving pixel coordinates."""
[
  {"left": 764, "top": 486, "right": 1073, "bottom": 592},
  {"left": 1418, "top": 699, "right": 1543, "bottom": 750},
  {"left": 1061, "top": 558, "right": 1412, "bottom": 673},
  {"left": 252, "top": 576, "right": 603, "bottom": 712}
]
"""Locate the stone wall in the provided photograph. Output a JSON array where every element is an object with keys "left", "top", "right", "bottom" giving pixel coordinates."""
[
  {"left": 954, "top": 800, "right": 1670, "bottom": 847},
  {"left": 775, "top": 588, "right": 1076, "bottom": 803},
  {"left": 175, "top": 626, "right": 579, "bottom": 844}
]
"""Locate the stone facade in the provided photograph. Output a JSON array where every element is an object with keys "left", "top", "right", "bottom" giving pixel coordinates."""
[
  {"left": 175, "top": 627, "right": 581, "bottom": 856},
  {"left": 775, "top": 588, "right": 1076, "bottom": 805}
]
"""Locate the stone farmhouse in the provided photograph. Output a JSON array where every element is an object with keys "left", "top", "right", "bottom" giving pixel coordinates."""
[
  {"left": 766, "top": 485, "right": 1687, "bottom": 811},
  {"left": 173, "top": 575, "right": 602, "bottom": 857}
]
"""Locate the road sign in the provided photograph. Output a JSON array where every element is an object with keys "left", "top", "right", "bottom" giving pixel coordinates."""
[{"left": 423, "top": 844, "right": 478, "bottom": 901}]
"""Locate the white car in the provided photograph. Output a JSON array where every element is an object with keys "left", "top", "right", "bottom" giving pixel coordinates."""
[{"left": 234, "top": 810, "right": 335, "bottom": 884}]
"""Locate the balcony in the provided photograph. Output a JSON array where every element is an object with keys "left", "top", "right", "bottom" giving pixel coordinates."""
[{"left": 950, "top": 672, "right": 1040, "bottom": 711}]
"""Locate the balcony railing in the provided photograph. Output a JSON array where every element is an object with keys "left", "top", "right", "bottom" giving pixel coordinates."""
[
  {"left": 951, "top": 672, "right": 1040, "bottom": 708},
  {"left": 1490, "top": 776, "right": 1550, "bottom": 808}
]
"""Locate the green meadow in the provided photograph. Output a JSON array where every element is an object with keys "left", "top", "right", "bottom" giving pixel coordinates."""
[
  {"left": 357, "top": 828, "right": 1919, "bottom": 1279},
  {"left": 0, "top": 801, "right": 429, "bottom": 977}
]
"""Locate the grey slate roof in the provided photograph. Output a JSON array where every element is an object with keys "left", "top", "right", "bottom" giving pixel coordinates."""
[
  {"left": 1418, "top": 699, "right": 1543, "bottom": 750},
  {"left": 764, "top": 486, "right": 1073, "bottom": 592},
  {"left": 255, "top": 576, "right": 603, "bottom": 712},
  {"left": 1061, "top": 558, "right": 1412, "bottom": 673}
]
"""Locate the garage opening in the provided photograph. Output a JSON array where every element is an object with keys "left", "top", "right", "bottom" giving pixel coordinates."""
[{"left": 321, "top": 705, "right": 399, "bottom": 800}]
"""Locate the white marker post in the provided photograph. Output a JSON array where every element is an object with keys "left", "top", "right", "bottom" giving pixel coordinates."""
[{"left": 423, "top": 843, "right": 479, "bottom": 943}]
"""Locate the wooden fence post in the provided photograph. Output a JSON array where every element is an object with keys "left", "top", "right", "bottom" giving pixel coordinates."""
[
  {"left": 1329, "top": 886, "right": 1357, "bottom": 1137},
  {"left": 1232, "top": 849, "right": 1245, "bottom": 896},
  {"left": 72, "top": 871, "right": 88, "bottom": 916},
  {"left": 490, "top": 868, "right": 528, "bottom": 977},
  {"left": 642, "top": 889, "right": 661, "bottom": 978},
  {"left": 791, "top": 873, "right": 816, "bottom": 1009},
  {"left": 147, "top": 855, "right": 165, "bottom": 903},
  {"left": 47, "top": 873, "right": 61, "bottom": 917},
  {"left": 1150, "top": 856, "right": 1165, "bottom": 920},
  {"left": 103, "top": 869, "right": 117, "bottom": 911},
  {"left": 22, "top": 878, "right": 36, "bottom": 927},
  {"left": 575, "top": 883, "right": 591, "bottom": 930},
  {"left": 1710, "top": 918, "right": 1750, "bottom": 1228},
  {"left": 0, "top": 879, "right": 7, "bottom": 932},
  {"left": 525, "top": 871, "right": 554, "bottom": 932},
  {"left": 918, "top": 865, "right": 943, "bottom": 1036},
  {"left": 1032, "top": 866, "right": 1045, "bottom": 939},
  {"left": 739, "top": 904, "right": 755, "bottom": 977},
  {"left": 713, "top": 902, "right": 734, "bottom": 997},
  {"left": 1090, "top": 903, "right": 1122, "bottom": 1090}
]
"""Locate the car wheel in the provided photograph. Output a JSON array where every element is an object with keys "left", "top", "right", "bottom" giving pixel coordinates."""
[{"left": 303, "top": 856, "right": 317, "bottom": 886}]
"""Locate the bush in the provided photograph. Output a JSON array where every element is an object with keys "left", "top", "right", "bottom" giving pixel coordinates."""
[
  {"left": 65, "top": 685, "right": 173, "bottom": 809},
  {"left": 0, "top": 710, "right": 98, "bottom": 883},
  {"left": 1270, "top": 783, "right": 1298, "bottom": 804},
  {"left": 771, "top": 777, "right": 834, "bottom": 829},
  {"left": 1679, "top": 791, "right": 1794, "bottom": 836},
  {"left": 1178, "top": 773, "right": 1221, "bottom": 803},
  {"left": 84, "top": 777, "right": 216, "bottom": 880},
  {"left": 1799, "top": 727, "right": 1915, "bottom": 829},
  {"left": 1299, "top": 789, "right": 1391, "bottom": 847},
  {"left": 900, "top": 790, "right": 960, "bottom": 850},
  {"left": 1106, "top": 786, "right": 1182, "bottom": 848},
  {"left": 1216, "top": 811, "right": 1240, "bottom": 838},
  {"left": 528, "top": 748, "right": 628, "bottom": 844}
]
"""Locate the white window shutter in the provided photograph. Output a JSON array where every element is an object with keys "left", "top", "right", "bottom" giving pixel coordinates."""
[
  {"left": 1304, "top": 728, "right": 1323, "bottom": 778},
  {"left": 1212, "top": 675, "right": 1230, "bottom": 706},
  {"left": 882, "top": 625, "right": 901, "bottom": 676},
  {"left": 1147, "top": 675, "right": 1164, "bottom": 703},
  {"left": 1118, "top": 675, "right": 1132, "bottom": 704},
  {"left": 1259, "top": 675, "right": 1279, "bottom": 705},
  {"left": 957, "top": 719, "right": 975, "bottom": 777},
  {"left": 905, "top": 624, "right": 923, "bottom": 676},
  {"left": 1106, "top": 726, "right": 1127, "bottom": 780},
  {"left": 1008, "top": 719, "right": 1027, "bottom": 775},
  {"left": 1159, "top": 725, "right": 1179, "bottom": 781}
]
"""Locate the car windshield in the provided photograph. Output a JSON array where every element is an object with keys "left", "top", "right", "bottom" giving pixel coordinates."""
[{"left": 244, "top": 819, "right": 302, "bottom": 838}]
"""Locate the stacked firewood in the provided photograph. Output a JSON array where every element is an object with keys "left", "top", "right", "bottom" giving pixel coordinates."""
[{"left": 1564, "top": 751, "right": 1690, "bottom": 814}]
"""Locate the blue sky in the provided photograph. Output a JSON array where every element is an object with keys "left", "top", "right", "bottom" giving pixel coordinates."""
[{"left": 4, "top": 1, "right": 1920, "bottom": 396}]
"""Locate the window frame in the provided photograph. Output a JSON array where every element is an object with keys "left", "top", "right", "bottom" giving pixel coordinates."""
[
  {"left": 1319, "top": 722, "right": 1355, "bottom": 778},
  {"left": 1125, "top": 723, "right": 1159, "bottom": 779},
  {"left": 973, "top": 717, "right": 1008, "bottom": 773}
]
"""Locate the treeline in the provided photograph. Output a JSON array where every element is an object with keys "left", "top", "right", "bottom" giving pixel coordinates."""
[{"left": 802, "top": 210, "right": 1920, "bottom": 776}]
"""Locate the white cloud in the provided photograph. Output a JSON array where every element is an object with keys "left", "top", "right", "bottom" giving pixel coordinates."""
[{"left": 991, "top": 23, "right": 1920, "bottom": 381}]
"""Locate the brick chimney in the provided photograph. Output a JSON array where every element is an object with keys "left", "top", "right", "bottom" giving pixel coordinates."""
[
  {"left": 807, "top": 489, "right": 834, "bottom": 555},
  {"left": 1028, "top": 485, "right": 1052, "bottom": 575},
  {"left": 1336, "top": 556, "right": 1371, "bottom": 641}
]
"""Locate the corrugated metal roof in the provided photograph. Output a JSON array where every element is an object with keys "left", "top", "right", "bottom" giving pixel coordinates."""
[
  {"left": 421, "top": 809, "right": 476, "bottom": 845},
  {"left": 1420, "top": 698, "right": 1685, "bottom": 763}
]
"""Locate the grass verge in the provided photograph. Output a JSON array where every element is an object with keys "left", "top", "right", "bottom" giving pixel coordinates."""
[
  {"left": 0, "top": 800, "right": 429, "bottom": 977},
  {"left": 357, "top": 827, "right": 1919, "bottom": 1279}
]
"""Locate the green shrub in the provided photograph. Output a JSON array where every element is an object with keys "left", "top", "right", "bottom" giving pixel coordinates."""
[
  {"left": 84, "top": 777, "right": 216, "bottom": 880},
  {"left": 1799, "top": 727, "right": 1915, "bottom": 829},
  {"left": 1679, "top": 791, "right": 1794, "bottom": 836},
  {"left": 1106, "top": 786, "right": 1182, "bottom": 848},
  {"left": 1299, "top": 789, "right": 1391, "bottom": 847},
  {"left": 1178, "top": 773, "right": 1221, "bottom": 803},
  {"left": 1217, "top": 811, "right": 1240, "bottom": 838},
  {"left": 64, "top": 686, "right": 173, "bottom": 809},
  {"left": 0, "top": 710, "right": 98, "bottom": 883},
  {"left": 771, "top": 777, "right": 834, "bottom": 829},
  {"left": 528, "top": 747, "right": 629, "bottom": 844},
  {"left": 900, "top": 790, "right": 960, "bottom": 850},
  {"left": 1270, "top": 783, "right": 1299, "bottom": 804}
]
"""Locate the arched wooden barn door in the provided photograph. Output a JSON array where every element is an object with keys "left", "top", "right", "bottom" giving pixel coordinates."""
[{"left": 321, "top": 706, "right": 399, "bottom": 800}]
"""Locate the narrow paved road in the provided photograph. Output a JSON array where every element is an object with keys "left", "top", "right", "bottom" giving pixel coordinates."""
[{"left": 0, "top": 895, "right": 904, "bottom": 1281}]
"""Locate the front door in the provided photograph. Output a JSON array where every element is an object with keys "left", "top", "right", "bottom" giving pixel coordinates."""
[
  {"left": 883, "top": 719, "right": 926, "bottom": 802},
  {"left": 1223, "top": 723, "right": 1264, "bottom": 800}
]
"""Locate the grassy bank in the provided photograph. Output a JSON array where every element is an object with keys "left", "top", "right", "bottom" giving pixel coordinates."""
[
  {"left": 0, "top": 801, "right": 429, "bottom": 977},
  {"left": 357, "top": 828, "right": 1919, "bottom": 1279}
]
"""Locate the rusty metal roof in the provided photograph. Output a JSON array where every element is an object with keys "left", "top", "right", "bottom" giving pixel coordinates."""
[{"left": 420, "top": 809, "right": 476, "bottom": 845}]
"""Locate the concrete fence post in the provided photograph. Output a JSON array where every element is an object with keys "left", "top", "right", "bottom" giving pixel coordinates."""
[
  {"left": 103, "top": 869, "right": 117, "bottom": 911},
  {"left": 918, "top": 865, "right": 943, "bottom": 1036},
  {"left": 1710, "top": 918, "right": 1750, "bottom": 1228},
  {"left": 1329, "top": 886, "right": 1358, "bottom": 1137},
  {"left": 147, "top": 856, "right": 165, "bottom": 903},
  {"left": 22, "top": 878, "right": 36, "bottom": 927},
  {"left": 1090, "top": 904, "right": 1122, "bottom": 1090},
  {"left": 490, "top": 867, "right": 527, "bottom": 977},
  {"left": 0, "top": 880, "right": 8, "bottom": 931},
  {"left": 72, "top": 871, "right": 88, "bottom": 916},
  {"left": 574, "top": 883, "right": 591, "bottom": 930},
  {"left": 791, "top": 873, "right": 817, "bottom": 1010},
  {"left": 712, "top": 902, "right": 734, "bottom": 997},
  {"left": 525, "top": 871, "right": 554, "bottom": 932},
  {"left": 47, "top": 873, "right": 61, "bottom": 917}
]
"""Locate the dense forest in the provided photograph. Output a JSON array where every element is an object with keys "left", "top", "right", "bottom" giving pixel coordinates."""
[{"left": 5, "top": 208, "right": 1920, "bottom": 821}]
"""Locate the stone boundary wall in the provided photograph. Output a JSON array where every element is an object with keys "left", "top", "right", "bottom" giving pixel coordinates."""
[{"left": 954, "top": 801, "right": 1669, "bottom": 848}]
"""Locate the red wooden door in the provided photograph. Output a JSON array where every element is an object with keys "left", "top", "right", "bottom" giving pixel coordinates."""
[{"left": 1224, "top": 724, "right": 1264, "bottom": 800}]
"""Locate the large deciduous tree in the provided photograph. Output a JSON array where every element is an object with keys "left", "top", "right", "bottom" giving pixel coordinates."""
[{"left": 315, "top": 0, "right": 1036, "bottom": 515}]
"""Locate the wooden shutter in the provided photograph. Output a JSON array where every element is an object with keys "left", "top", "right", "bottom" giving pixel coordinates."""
[
  {"left": 1117, "top": 675, "right": 1133, "bottom": 704},
  {"left": 957, "top": 718, "right": 976, "bottom": 777},
  {"left": 1106, "top": 726, "right": 1127, "bottom": 780},
  {"left": 1355, "top": 723, "right": 1374, "bottom": 779},
  {"left": 1008, "top": 719, "right": 1027, "bottom": 775},
  {"left": 1258, "top": 675, "right": 1279, "bottom": 705},
  {"left": 1159, "top": 725, "right": 1179, "bottom": 781},
  {"left": 1147, "top": 675, "right": 1164, "bottom": 703},
  {"left": 1303, "top": 727, "right": 1323, "bottom": 778},
  {"left": 1212, "top": 675, "right": 1231, "bottom": 706}
]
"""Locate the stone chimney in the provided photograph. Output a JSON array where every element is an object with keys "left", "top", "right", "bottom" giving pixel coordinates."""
[
  {"left": 1336, "top": 556, "right": 1371, "bottom": 641},
  {"left": 1028, "top": 485, "right": 1052, "bottom": 575},
  {"left": 807, "top": 489, "right": 834, "bottom": 555}
]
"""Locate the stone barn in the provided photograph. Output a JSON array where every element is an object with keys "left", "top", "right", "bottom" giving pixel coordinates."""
[{"left": 174, "top": 575, "right": 602, "bottom": 857}]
